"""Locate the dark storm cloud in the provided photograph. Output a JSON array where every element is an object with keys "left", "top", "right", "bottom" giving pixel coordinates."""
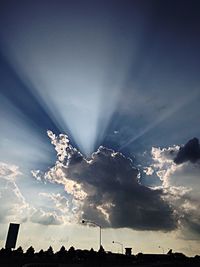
[
  {"left": 69, "top": 147, "right": 176, "bottom": 230},
  {"left": 174, "top": 138, "right": 200, "bottom": 164},
  {"left": 40, "top": 132, "right": 177, "bottom": 231}
]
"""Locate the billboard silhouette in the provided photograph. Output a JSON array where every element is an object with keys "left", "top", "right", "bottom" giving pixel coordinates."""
[{"left": 5, "top": 223, "right": 20, "bottom": 249}]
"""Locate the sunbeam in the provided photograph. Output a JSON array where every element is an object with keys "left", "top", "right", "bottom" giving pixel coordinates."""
[
  {"left": 119, "top": 90, "right": 200, "bottom": 151},
  {"left": 0, "top": 1, "right": 146, "bottom": 155},
  {"left": 0, "top": 96, "right": 53, "bottom": 169}
]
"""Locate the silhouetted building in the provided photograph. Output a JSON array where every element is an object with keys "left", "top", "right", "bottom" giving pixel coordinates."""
[{"left": 125, "top": 247, "right": 132, "bottom": 256}]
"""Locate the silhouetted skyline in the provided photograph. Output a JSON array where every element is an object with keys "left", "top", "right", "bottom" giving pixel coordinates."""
[{"left": 0, "top": 243, "right": 200, "bottom": 267}]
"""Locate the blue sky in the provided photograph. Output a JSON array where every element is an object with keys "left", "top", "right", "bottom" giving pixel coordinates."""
[{"left": 0, "top": 0, "right": 200, "bottom": 256}]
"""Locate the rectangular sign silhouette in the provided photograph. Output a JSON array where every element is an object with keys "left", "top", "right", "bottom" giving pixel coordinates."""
[{"left": 5, "top": 223, "right": 20, "bottom": 249}]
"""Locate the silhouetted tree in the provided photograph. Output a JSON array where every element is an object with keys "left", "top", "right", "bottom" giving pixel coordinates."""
[
  {"left": 59, "top": 246, "right": 66, "bottom": 253},
  {"left": 56, "top": 245, "right": 66, "bottom": 258},
  {"left": 46, "top": 246, "right": 54, "bottom": 256},
  {"left": 98, "top": 245, "right": 105, "bottom": 254},
  {"left": 13, "top": 246, "right": 24, "bottom": 259},
  {"left": 38, "top": 249, "right": 45, "bottom": 258},
  {"left": 15, "top": 246, "right": 23, "bottom": 254},
  {"left": 89, "top": 247, "right": 96, "bottom": 262},
  {"left": 56, "top": 246, "right": 67, "bottom": 261},
  {"left": 0, "top": 248, "right": 7, "bottom": 258},
  {"left": 25, "top": 246, "right": 35, "bottom": 257},
  {"left": 68, "top": 246, "right": 75, "bottom": 260},
  {"left": 0, "top": 248, "right": 4, "bottom": 255},
  {"left": 68, "top": 246, "right": 75, "bottom": 252}
]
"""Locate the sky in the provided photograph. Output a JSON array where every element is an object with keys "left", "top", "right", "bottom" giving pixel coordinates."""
[{"left": 0, "top": 0, "right": 200, "bottom": 256}]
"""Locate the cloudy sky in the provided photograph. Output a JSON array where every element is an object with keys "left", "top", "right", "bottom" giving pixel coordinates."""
[{"left": 0, "top": 0, "right": 200, "bottom": 256}]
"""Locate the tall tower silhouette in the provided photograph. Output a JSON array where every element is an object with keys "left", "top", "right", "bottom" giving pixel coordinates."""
[{"left": 5, "top": 223, "right": 20, "bottom": 249}]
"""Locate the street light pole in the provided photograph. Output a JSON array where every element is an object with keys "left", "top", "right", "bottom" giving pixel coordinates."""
[
  {"left": 82, "top": 220, "right": 102, "bottom": 250},
  {"left": 112, "top": 241, "right": 124, "bottom": 254},
  {"left": 99, "top": 225, "right": 102, "bottom": 250}
]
